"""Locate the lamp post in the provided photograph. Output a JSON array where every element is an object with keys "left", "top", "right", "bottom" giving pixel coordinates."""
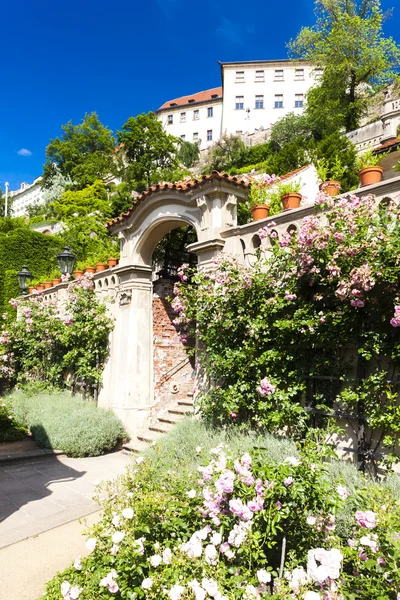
[
  {"left": 17, "top": 265, "right": 33, "bottom": 295},
  {"left": 57, "top": 246, "right": 76, "bottom": 275}
]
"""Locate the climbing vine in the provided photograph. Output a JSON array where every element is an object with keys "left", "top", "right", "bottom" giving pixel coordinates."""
[
  {"left": 0, "top": 274, "right": 114, "bottom": 392},
  {"left": 174, "top": 193, "right": 400, "bottom": 464}
]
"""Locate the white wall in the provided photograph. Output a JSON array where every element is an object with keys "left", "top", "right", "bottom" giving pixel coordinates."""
[
  {"left": 221, "top": 61, "right": 320, "bottom": 137},
  {"left": 157, "top": 100, "right": 223, "bottom": 151},
  {"left": 10, "top": 177, "right": 45, "bottom": 217}
]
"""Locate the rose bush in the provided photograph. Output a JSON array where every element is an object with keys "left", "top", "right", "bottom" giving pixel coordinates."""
[
  {"left": 41, "top": 420, "right": 400, "bottom": 599},
  {"left": 0, "top": 273, "right": 113, "bottom": 392},
  {"left": 174, "top": 192, "right": 400, "bottom": 467}
]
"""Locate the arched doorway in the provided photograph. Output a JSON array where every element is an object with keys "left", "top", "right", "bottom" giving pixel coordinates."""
[{"left": 101, "top": 172, "right": 249, "bottom": 436}]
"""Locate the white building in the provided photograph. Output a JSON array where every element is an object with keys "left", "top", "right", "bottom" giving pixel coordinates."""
[
  {"left": 220, "top": 59, "right": 321, "bottom": 139},
  {"left": 155, "top": 87, "right": 223, "bottom": 151},
  {"left": 156, "top": 60, "right": 322, "bottom": 150},
  {"left": 10, "top": 177, "right": 45, "bottom": 217}
]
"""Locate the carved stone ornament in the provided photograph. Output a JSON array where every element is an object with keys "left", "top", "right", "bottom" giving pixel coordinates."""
[{"left": 119, "top": 289, "right": 132, "bottom": 306}]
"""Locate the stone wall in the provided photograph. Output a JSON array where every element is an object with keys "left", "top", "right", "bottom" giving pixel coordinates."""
[{"left": 152, "top": 278, "right": 195, "bottom": 418}]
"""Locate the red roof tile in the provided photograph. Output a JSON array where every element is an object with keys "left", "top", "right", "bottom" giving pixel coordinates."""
[
  {"left": 157, "top": 87, "right": 223, "bottom": 111},
  {"left": 374, "top": 138, "right": 400, "bottom": 152},
  {"left": 106, "top": 171, "right": 249, "bottom": 229}
]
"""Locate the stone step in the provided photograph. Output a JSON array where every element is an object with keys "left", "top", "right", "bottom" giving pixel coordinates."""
[
  {"left": 122, "top": 439, "right": 149, "bottom": 454},
  {"left": 168, "top": 406, "right": 192, "bottom": 416},
  {"left": 177, "top": 399, "right": 194, "bottom": 407},
  {"left": 158, "top": 412, "right": 185, "bottom": 425},
  {"left": 137, "top": 430, "right": 164, "bottom": 444},
  {"left": 149, "top": 422, "right": 174, "bottom": 434}
]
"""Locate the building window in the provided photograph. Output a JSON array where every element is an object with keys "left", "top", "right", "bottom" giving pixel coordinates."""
[
  {"left": 255, "top": 95, "right": 264, "bottom": 109},
  {"left": 167, "top": 114, "right": 173, "bottom": 125},
  {"left": 274, "top": 94, "right": 283, "bottom": 108},
  {"left": 207, "top": 106, "right": 213, "bottom": 117},
  {"left": 181, "top": 135, "right": 186, "bottom": 140},
  {"left": 255, "top": 70, "right": 264, "bottom": 82},
  {"left": 180, "top": 112, "right": 186, "bottom": 123},
  {"left": 314, "top": 68, "right": 323, "bottom": 80},
  {"left": 193, "top": 132, "right": 199, "bottom": 142},
  {"left": 235, "top": 96, "right": 244, "bottom": 110},
  {"left": 295, "top": 94, "right": 304, "bottom": 108},
  {"left": 274, "top": 69, "right": 284, "bottom": 81},
  {"left": 295, "top": 68, "right": 304, "bottom": 80},
  {"left": 235, "top": 71, "right": 245, "bottom": 83},
  {"left": 207, "top": 130, "right": 213, "bottom": 141},
  {"left": 193, "top": 109, "right": 199, "bottom": 120}
]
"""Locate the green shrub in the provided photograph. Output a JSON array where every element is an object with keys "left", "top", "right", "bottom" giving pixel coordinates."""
[
  {"left": 41, "top": 419, "right": 400, "bottom": 599},
  {"left": 10, "top": 390, "right": 127, "bottom": 457},
  {"left": 0, "top": 398, "right": 27, "bottom": 442}
]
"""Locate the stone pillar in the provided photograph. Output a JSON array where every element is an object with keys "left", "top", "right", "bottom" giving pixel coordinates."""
[{"left": 98, "top": 264, "right": 153, "bottom": 437}]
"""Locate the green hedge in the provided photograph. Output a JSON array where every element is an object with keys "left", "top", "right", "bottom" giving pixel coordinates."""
[
  {"left": 0, "top": 222, "right": 63, "bottom": 314},
  {"left": 10, "top": 390, "right": 127, "bottom": 457}
]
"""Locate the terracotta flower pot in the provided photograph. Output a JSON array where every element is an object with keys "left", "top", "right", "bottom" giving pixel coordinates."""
[
  {"left": 358, "top": 166, "right": 383, "bottom": 187},
  {"left": 43, "top": 282, "right": 52, "bottom": 289},
  {"left": 281, "top": 192, "right": 302, "bottom": 210},
  {"left": 28, "top": 286, "right": 35, "bottom": 294},
  {"left": 107, "top": 257, "right": 118, "bottom": 268},
  {"left": 36, "top": 284, "right": 45, "bottom": 292},
  {"left": 85, "top": 266, "right": 95, "bottom": 275},
  {"left": 73, "top": 270, "right": 84, "bottom": 279},
  {"left": 250, "top": 204, "right": 270, "bottom": 221},
  {"left": 52, "top": 278, "right": 61, "bottom": 286},
  {"left": 319, "top": 181, "right": 341, "bottom": 197},
  {"left": 96, "top": 263, "right": 107, "bottom": 272}
]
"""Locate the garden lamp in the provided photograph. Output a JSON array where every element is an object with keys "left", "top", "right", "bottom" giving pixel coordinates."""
[
  {"left": 57, "top": 246, "right": 76, "bottom": 275},
  {"left": 17, "top": 265, "right": 33, "bottom": 295}
]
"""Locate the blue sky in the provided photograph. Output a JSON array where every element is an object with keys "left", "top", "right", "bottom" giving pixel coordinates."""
[{"left": 1, "top": 0, "right": 399, "bottom": 190}]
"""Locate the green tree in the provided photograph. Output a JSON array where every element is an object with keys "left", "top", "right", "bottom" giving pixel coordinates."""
[
  {"left": 269, "top": 113, "right": 313, "bottom": 150},
  {"left": 117, "top": 112, "right": 179, "bottom": 191},
  {"left": 289, "top": 0, "right": 400, "bottom": 131},
  {"left": 42, "top": 112, "right": 116, "bottom": 189},
  {"left": 52, "top": 181, "right": 116, "bottom": 263},
  {"left": 177, "top": 140, "right": 200, "bottom": 168},
  {"left": 203, "top": 134, "right": 246, "bottom": 173}
]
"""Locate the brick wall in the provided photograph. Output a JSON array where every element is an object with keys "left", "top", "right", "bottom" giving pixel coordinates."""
[{"left": 152, "top": 278, "right": 194, "bottom": 416}]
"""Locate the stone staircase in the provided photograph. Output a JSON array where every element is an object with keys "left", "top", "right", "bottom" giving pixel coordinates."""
[{"left": 122, "top": 392, "right": 195, "bottom": 454}]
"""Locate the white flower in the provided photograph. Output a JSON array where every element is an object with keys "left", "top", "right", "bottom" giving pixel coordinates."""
[
  {"left": 122, "top": 507, "right": 134, "bottom": 519},
  {"left": 307, "top": 548, "right": 342, "bottom": 582},
  {"left": 142, "top": 578, "right": 154, "bottom": 590},
  {"left": 211, "top": 532, "right": 222, "bottom": 546},
  {"left": 303, "top": 592, "right": 321, "bottom": 600},
  {"left": 61, "top": 581, "right": 70, "bottom": 596},
  {"left": 284, "top": 456, "right": 300, "bottom": 466},
  {"left": 307, "top": 516, "right": 316, "bottom": 525},
  {"left": 112, "top": 531, "right": 125, "bottom": 544},
  {"left": 205, "top": 543, "right": 218, "bottom": 565},
  {"left": 244, "top": 584, "right": 260, "bottom": 598},
  {"left": 135, "top": 456, "right": 144, "bottom": 464},
  {"left": 112, "top": 515, "right": 120, "bottom": 527},
  {"left": 256, "top": 569, "right": 271, "bottom": 583},
  {"left": 196, "top": 446, "right": 202, "bottom": 454},
  {"left": 85, "top": 538, "right": 96, "bottom": 552},
  {"left": 336, "top": 485, "right": 349, "bottom": 500},
  {"left": 163, "top": 547, "right": 172, "bottom": 564},
  {"left": 186, "top": 489, "right": 196, "bottom": 498},
  {"left": 74, "top": 556, "right": 82, "bottom": 570},
  {"left": 69, "top": 586, "right": 81, "bottom": 599},
  {"left": 110, "top": 544, "right": 119, "bottom": 555},
  {"left": 289, "top": 566, "right": 308, "bottom": 591},
  {"left": 188, "top": 580, "right": 207, "bottom": 600},
  {"left": 150, "top": 554, "right": 162, "bottom": 567},
  {"left": 202, "top": 578, "right": 219, "bottom": 597},
  {"left": 168, "top": 584, "right": 185, "bottom": 600}
]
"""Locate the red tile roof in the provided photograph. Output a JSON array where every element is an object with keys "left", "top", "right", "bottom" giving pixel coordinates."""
[
  {"left": 157, "top": 87, "right": 223, "bottom": 111},
  {"left": 374, "top": 138, "right": 400, "bottom": 152},
  {"left": 106, "top": 171, "right": 249, "bottom": 229},
  {"left": 275, "top": 164, "right": 312, "bottom": 182}
]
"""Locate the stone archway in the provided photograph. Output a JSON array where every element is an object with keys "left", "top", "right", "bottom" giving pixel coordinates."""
[{"left": 99, "top": 172, "right": 249, "bottom": 436}]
